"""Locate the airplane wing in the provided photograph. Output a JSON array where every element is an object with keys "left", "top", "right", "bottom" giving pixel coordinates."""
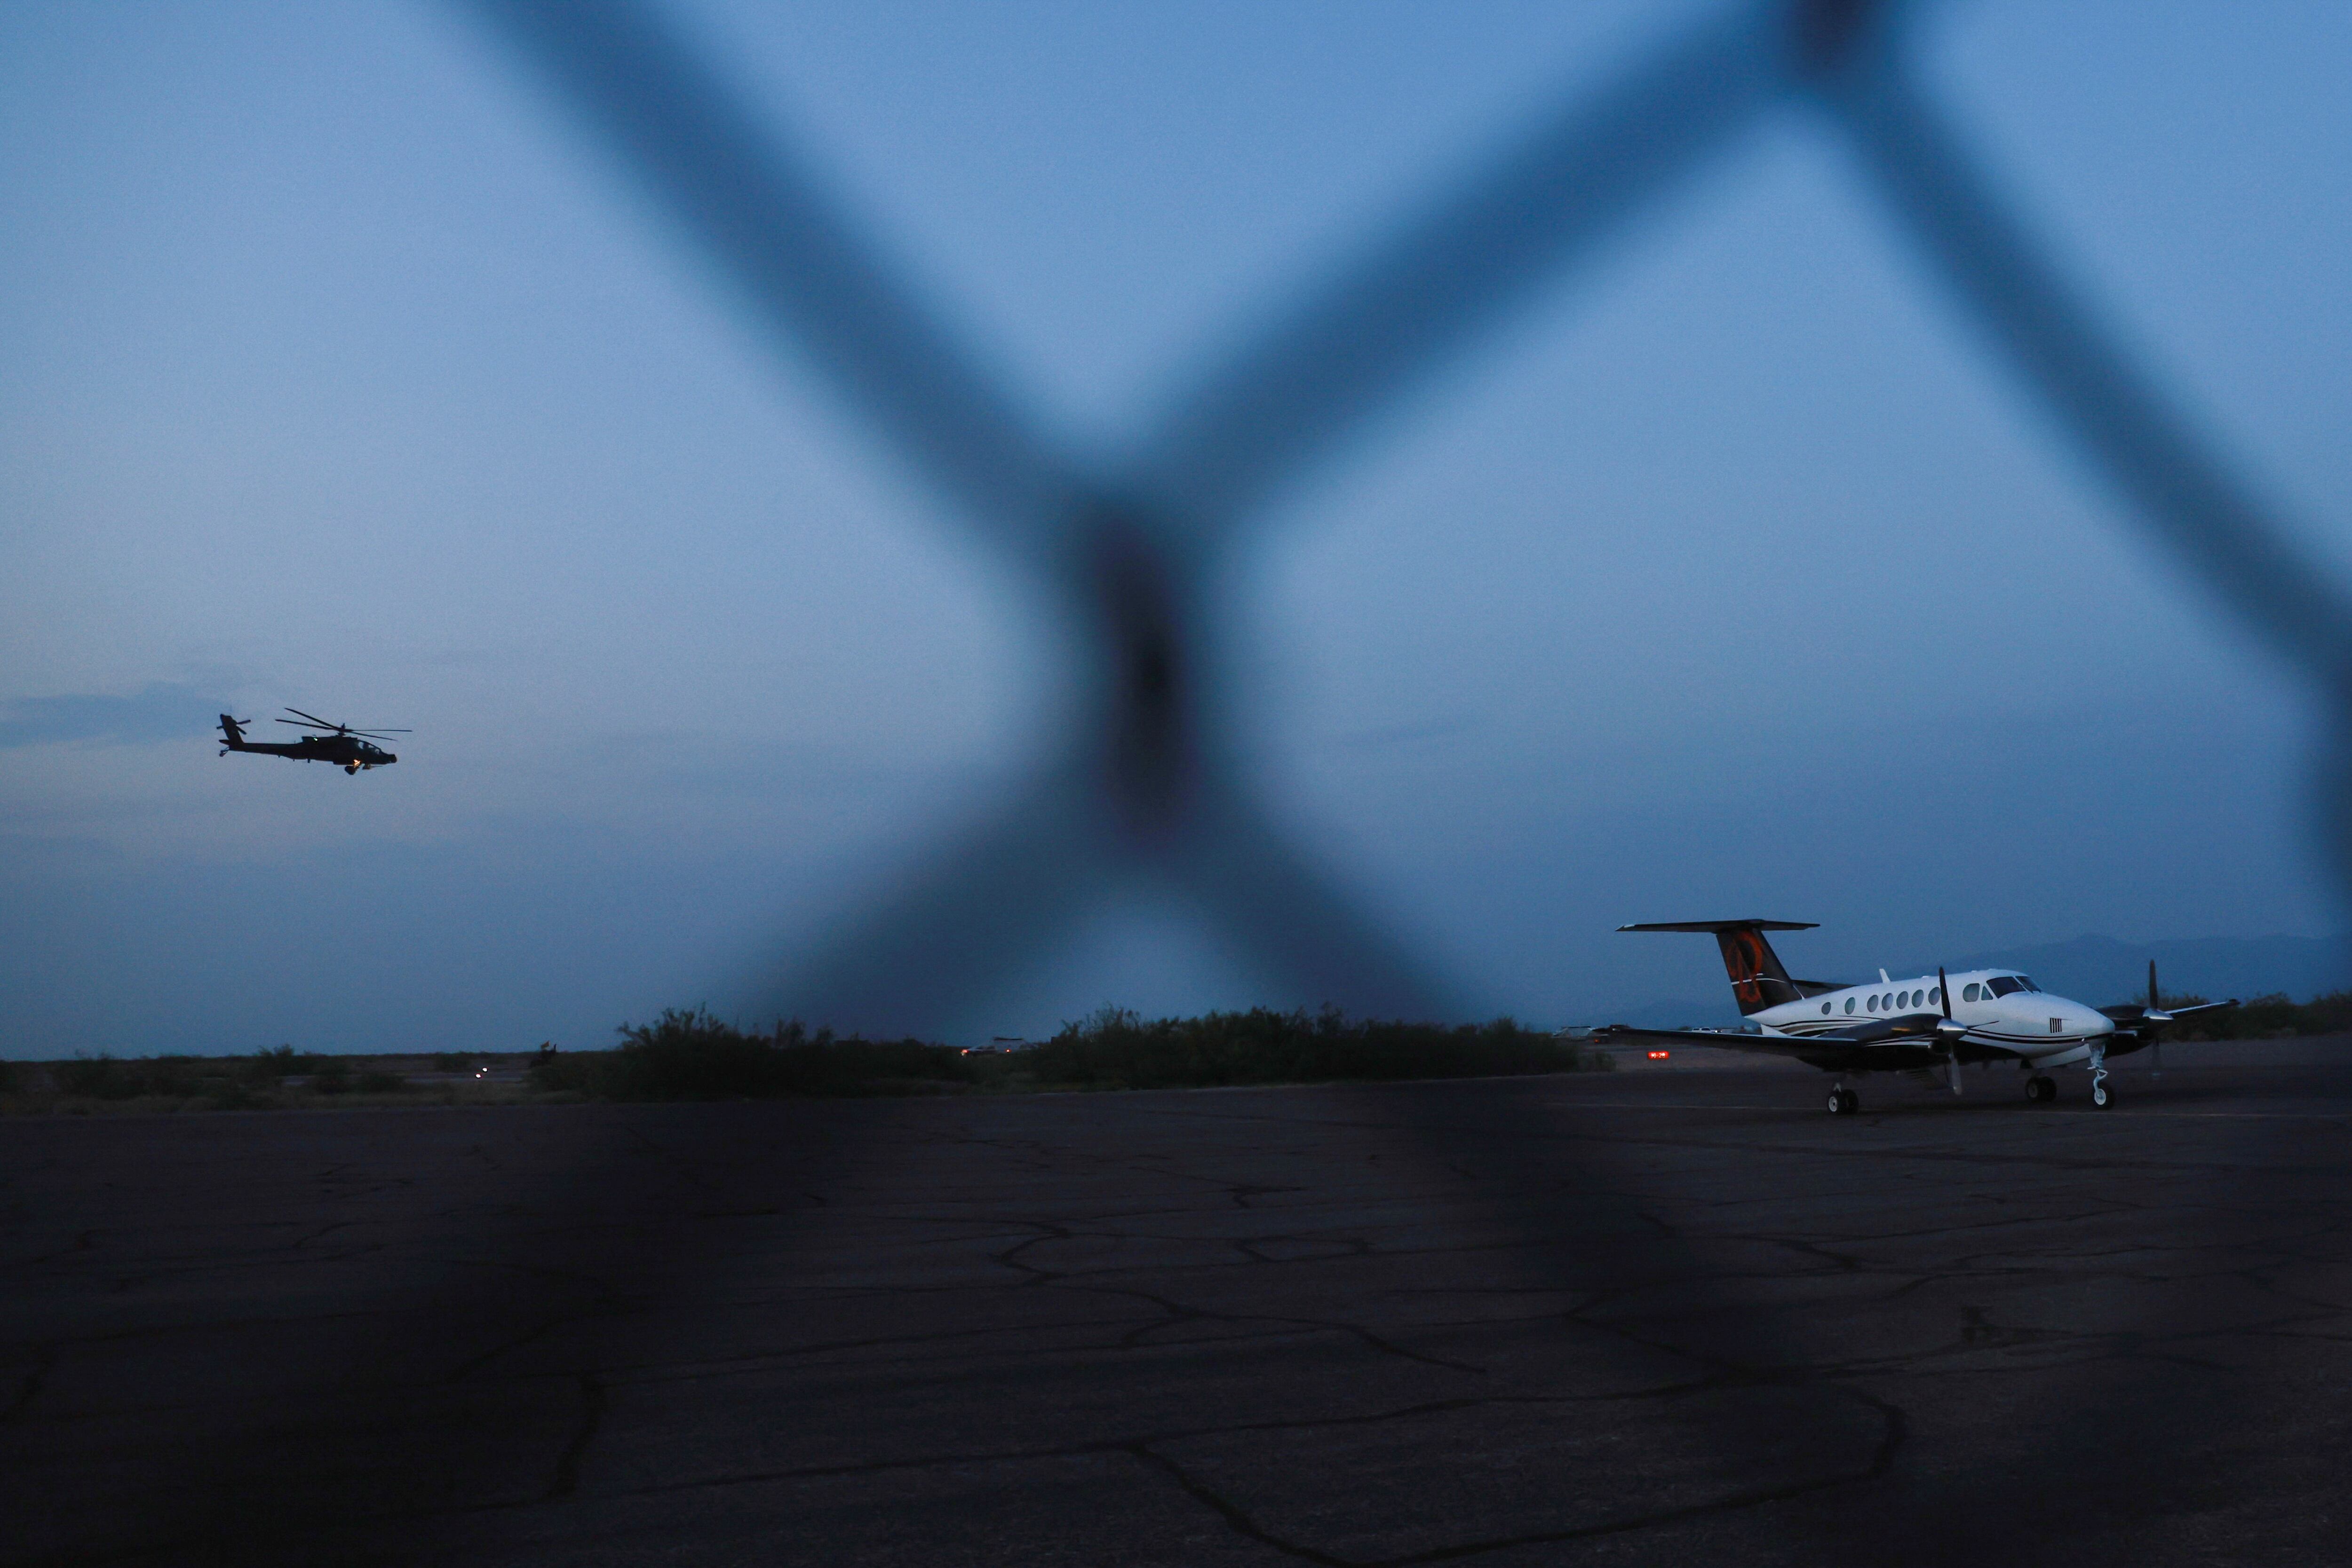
[
  {"left": 1594, "top": 1017, "right": 2026, "bottom": 1073},
  {"left": 1595, "top": 1025, "right": 1858, "bottom": 1063},
  {"left": 2099, "top": 962, "right": 2242, "bottom": 1033},
  {"left": 2098, "top": 996, "right": 2241, "bottom": 1056},
  {"left": 2151, "top": 998, "right": 2241, "bottom": 1022},
  {"left": 2098, "top": 998, "right": 2242, "bottom": 1027}
]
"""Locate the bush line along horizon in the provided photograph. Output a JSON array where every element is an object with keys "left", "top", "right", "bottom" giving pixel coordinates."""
[
  {"left": 8, "top": 1005, "right": 1606, "bottom": 1106},
  {"left": 528, "top": 1004, "right": 1608, "bottom": 1100},
  {"left": 12, "top": 990, "right": 2348, "bottom": 1109}
]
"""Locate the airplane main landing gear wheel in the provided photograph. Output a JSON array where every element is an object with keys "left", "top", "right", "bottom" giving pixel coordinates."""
[
  {"left": 2026, "top": 1075, "right": 2056, "bottom": 1103},
  {"left": 1826, "top": 1087, "right": 1859, "bottom": 1116}
]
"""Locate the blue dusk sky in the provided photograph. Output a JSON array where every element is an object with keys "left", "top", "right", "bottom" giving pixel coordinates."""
[{"left": 3, "top": 0, "right": 2349, "bottom": 1055}]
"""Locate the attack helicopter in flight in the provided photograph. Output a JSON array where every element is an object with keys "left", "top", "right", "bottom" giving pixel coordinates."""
[{"left": 218, "top": 709, "right": 406, "bottom": 775}]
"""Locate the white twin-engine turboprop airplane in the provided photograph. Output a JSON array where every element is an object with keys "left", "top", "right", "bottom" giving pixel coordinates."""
[{"left": 1597, "top": 920, "right": 2240, "bottom": 1116}]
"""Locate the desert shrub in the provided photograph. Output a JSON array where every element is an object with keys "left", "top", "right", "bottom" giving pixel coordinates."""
[
  {"left": 2302, "top": 991, "right": 2352, "bottom": 1034},
  {"left": 2159, "top": 990, "right": 2352, "bottom": 1039},
  {"left": 1025, "top": 1006, "right": 1605, "bottom": 1091},
  {"left": 250, "top": 1045, "right": 332, "bottom": 1079},
  {"left": 539, "top": 1009, "right": 976, "bottom": 1101},
  {"left": 54, "top": 1055, "right": 134, "bottom": 1098},
  {"left": 547, "top": 1005, "right": 1605, "bottom": 1102},
  {"left": 309, "top": 1058, "right": 351, "bottom": 1094},
  {"left": 2230, "top": 993, "right": 2302, "bottom": 1037},
  {"left": 54, "top": 1053, "right": 240, "bottom": 1100},
  {"left": 526, "top": 1049, "right": 603, "bottom": 1094},
  {"left": 609, "top": 1007, "right": 793, "bottom": 1098}
]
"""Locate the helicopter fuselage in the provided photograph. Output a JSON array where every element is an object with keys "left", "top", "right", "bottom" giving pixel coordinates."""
[
  {"left": 227, "top": 737, "right": 397, "bottom": 767},
  {"left": 219, "top": 714, "right": 398, "bottom": 773}
]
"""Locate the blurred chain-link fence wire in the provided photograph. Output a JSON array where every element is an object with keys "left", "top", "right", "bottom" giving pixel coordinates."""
[
  {"left": 22, "top": 8, "right": 2338, "bottom": 1559},
  {"left": 463, "top": 0, "right": 2343, "bottom": 1036}
]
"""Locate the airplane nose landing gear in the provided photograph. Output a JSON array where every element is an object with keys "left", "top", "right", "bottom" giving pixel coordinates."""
[{"left": 2088, "top": 1043, "right": 2114, "bottom": 1109}]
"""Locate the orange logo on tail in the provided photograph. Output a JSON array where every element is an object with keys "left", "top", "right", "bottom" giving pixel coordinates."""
[{"left": 1721, "top": 930, "right": 1767, "bottom": 1006}]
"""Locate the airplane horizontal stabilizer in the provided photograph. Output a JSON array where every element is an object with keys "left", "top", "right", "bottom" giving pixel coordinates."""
[
  {"left": 1617, "top": 920, "right": 1818, "bottom": 933},
  {"left": 1618, "top": 921, "right": 1821, "bottom": 1016}
]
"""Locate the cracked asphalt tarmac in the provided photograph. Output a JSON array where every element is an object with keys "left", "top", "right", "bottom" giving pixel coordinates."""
[{"left": 5, "top": 1053, "right": 2349, "bottom": 1566}]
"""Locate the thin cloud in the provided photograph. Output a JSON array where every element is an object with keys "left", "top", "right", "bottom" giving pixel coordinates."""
[{"left": 0, "top": 683, "right": 238, "bottom": 750}]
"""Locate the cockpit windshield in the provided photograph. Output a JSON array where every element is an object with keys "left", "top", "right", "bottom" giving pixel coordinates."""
[{"left": 1985, "top": 975, "right": 2037, "bottom": 998}]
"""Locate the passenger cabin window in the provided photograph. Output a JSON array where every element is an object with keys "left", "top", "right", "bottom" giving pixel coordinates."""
[
  {"left": 1844, "top": 997, "right": 1855, "bottom": 1014},
  {"left": 1963, "top": 983, "right": 1981, "bottom": 1001},
  {"left": 1930, "top": 987, "right": 1941, "bottom": 1005},
  {"left": 1821, "top": 1003, "right": 1832, "bottom": 1015},
  {"left": 1866, "top": 995, "right": 1877, "bottom": 1011}
]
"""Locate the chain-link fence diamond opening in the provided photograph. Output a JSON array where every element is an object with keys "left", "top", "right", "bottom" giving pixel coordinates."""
[{"left": 466, "top": 0, "right": 2347, "bottom": 1035}]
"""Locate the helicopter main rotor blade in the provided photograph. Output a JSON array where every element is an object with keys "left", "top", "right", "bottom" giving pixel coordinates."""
[
  {"left": 349, "top": 729, "right": 412, "bottom": 736},
  {"left": 284, "top": 707, "right": 342, "bottom": 730},
  {"left": 276, "top": 718, "right": 338, "bottom": 730}
]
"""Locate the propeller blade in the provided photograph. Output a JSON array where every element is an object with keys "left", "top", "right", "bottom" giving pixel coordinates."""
[
  {"left": 1933, "top": 968, "right": 1964, "bottom": 1093},
  {"left": 2149, "top": 958, "right": 2160, "bottom": 1013}
]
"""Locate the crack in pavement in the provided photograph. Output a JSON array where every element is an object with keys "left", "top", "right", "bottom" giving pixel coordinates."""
[
  {"left": 11, "top": 1072, "right": 2349, "bottom": 1565},
  {"left": 1, "top": 1343, "right": 56, "bottom": 1425},
  {"left": 541, "top": 1372, "right": 606, "bottom": 1501}
]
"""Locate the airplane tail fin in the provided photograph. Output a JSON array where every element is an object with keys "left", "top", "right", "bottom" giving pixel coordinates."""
[
  {"left": 1619, "top": 920, "right": 1820, "bottom": 1015},
  {"left": 218, "top": 714, "right": 247, "bottom": 752}
]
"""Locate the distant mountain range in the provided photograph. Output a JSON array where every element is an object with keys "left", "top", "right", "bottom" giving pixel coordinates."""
[{"left": 1591, "top": 933, "right": 2351, "bottom": 1030}]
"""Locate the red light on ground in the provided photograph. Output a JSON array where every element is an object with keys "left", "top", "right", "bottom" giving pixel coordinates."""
[{"left": 1647, "top": 1050, "right": 1670, "bottom": 1060}]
